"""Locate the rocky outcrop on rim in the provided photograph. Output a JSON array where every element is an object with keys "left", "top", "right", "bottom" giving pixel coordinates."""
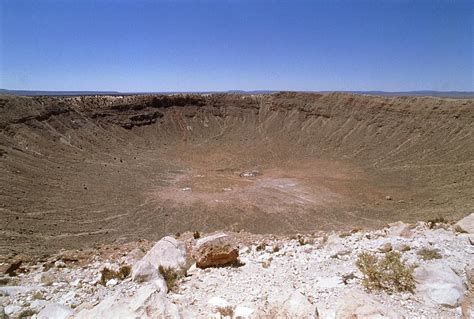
[{"left": 1, "top": 215, "right": 473, "bottom": 318}]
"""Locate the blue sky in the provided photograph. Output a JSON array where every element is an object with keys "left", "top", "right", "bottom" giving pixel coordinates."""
[{"left": 0, "top": 0, "right": 472, "bottom": 92}]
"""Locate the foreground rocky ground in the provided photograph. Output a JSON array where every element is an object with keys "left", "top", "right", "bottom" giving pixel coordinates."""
[{"left": 1, "top": 214, "right": 473, "bottom": 318}]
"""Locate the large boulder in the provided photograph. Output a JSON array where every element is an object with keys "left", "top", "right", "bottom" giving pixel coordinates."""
[
  {"left": 260, "top": 290, "right": 318, "bottom": 318},
  {"left": 132, "top": 236, "right": 186, "bottom": 283},
  {"left": 74, "top": 283, "right": 180, "bottom": 319},
  {"left": 336, "top": 290, "right": 404, "bottom": 318},
  {"left": 456, "top": 213, "right": 474, "bottom": 233},
  {"left": 132, "top": 260, "right": 160, "bottom": 283},
  {"left": 414, "top": 262, "right": 466, "bottom": 307},
  {"left": 386, "top": 221, "right": 413, "bottom": 238},
  {"left": 142, "top": 236, "right": 187, "bottom": 270},
  {"left": 37, "top": 303, "right": 73, "bottom": 319},
  {"left": 192, "top": 233, "right": 238, "bottom": 268}
]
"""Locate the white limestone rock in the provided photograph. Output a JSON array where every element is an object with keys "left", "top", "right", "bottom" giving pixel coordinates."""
[
  {"left": 414, "top": 262, "right": 466, "bottom": 307},
  {"left": 234, "top": 305, "right": 255, "bottom": 319},
  {"left": 456, "top": 213, "right": 474, "bottom": 233},
  {"left": 75, "top": 283, "right": 179, "bottom": 319},
  {"left": 132, "top": 260, "right": 160, "bottom": 283},
  {"left": 263, "top": 289, "right": 318, "bottom": 318},
  {"left": 37, "top": 303, "right": 73, "bottom": 319},
  {"left": 387, "top": 221, "right": 413, "bottom": 238},
  {"left": 142, "top": 236, "right": 187, "bottom": 270},
  {"left": 336, "top": 290, "right": 404, "bottom": 318}
]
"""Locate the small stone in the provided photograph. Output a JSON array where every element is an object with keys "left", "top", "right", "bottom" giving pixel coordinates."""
[
  {"left": 208, "top": 296, "right": 230, "bottom": 312},
  {"left": 379, "top": 242, "right": 393, "bottom": 253},
  {"left": 234, "top": 305, "right": 254, "bottom": 318},
  {"left": 4, "top": 305, "right": 22, "bottom": 317},
  {"left": 30, "top": 299, "right": 47, "bottom": 312},
  {"left": 40, "top": 272, "right": 55, "bottom": 286},
  {"left": 71, "top": 279, "right": 81, "bottom": 287},
  {"left": 37, "top": 303, "right": 73, "bottom": 319},
  {"left": 385, "top": 195, "right": 392, "bottom": 200},
  {"left": 395, "top": 243, "right": 411, "bottom": 252},
  {"left": 387, "top": 221, "right": 413, "bottom": 238},
  {"left": 330, "top": 249, "right": 351, "bottom": 259},
  {"left": 33, "top": 291, "right": 44, "bottom": 300},
  {"left": 54, "top": 260, "right": 66, "bottom": 268},
  {"left": 106, "top": 279, "right": 118, "bottom": 287},
  {"left": 0, "top": 286, "right": 29, "bottom": 297}
]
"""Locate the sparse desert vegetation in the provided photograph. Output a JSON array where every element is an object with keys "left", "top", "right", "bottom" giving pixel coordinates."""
[
  {"left": 417, "top": 247, "right": 442, "bottom": 260},
  {"left": 356, "top": 251, "right": 416, "bottom": 293},
  {"left": 1, "top": 218, "right": 473, "bottom": 318},
  {"left": 100, "top": 265, "right": 132, "bottom": 285}
]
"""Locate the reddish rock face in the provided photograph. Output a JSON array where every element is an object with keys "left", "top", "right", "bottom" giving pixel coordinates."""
[{"left": 192, "top": 233, "right": 239, "bottom": 268}]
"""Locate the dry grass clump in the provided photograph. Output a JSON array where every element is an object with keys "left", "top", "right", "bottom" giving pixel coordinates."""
[
  {"left": 417, "top": 247, "right": 442, "bottom": 260},
  {"left": 298, "top": 237, "right": 307, "bottom": 245},
  {"left": 18, "top": 309, "right": 37, "bottom": 318},
  {"left": 454, "top": 224, "right": 467, "bottom": 233},
  {"left": 256, "top": 242, "right": 266, "bottom": 251},
  {"left": 100, "top": 265, "right": 131, "bottom": 285},
  {"left": 272, "top": 244, "right": 280, "bottom": 253},
  {"left": 297, "top": 234, "right": 314, "bottom": 246},
  {"left": 356, "top": 251, "right": 416, "bottom": 293},
  {"left": 427, "top": 217, "right": 449, "bottom": 229},
  {"left": 216, "top": 306, "right": 234, "bottom": 317},
  {"left": 158, "top": 265, "right": 187, "bottom": 291},
  {"left": 339, "top": 232, "right": 352, "bottom": 238},
  {"left": 398, "top": 244, "right": 411, "bottom": 252}
]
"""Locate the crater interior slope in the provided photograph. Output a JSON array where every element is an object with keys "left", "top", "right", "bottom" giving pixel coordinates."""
[{"left": 0, "top": 92, "right": 473, "bottom": 254}]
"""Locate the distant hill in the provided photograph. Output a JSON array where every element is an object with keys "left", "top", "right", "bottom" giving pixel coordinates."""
[
  {"left": 342, "top": 90, "right": 474, "bottom": 98},
  {"left": 1, "top": 88, "right": 473, "bottom": 98},
  {"left": 0, "top": 89, "right": 120, "bottom": 96}
]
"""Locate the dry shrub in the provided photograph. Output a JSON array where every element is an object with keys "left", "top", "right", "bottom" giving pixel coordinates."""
[
  {"left": 417, "top": 247, "right": 442, "bottom": 260},
  {"left": 398, "top": 244, "right": 411, "bottom": 252},
  {"left": 454, "top": 224, "right": 467, "bottom": 233},
  {"left": 256, "top": 242, "right": 266, "bottom": 251},
  {"left": 19, "top": 309, "right": 37, "bottom": 318},
  {"left": 193, "top": 231, "right": 201, "bottom": 239},
  {"left": 298, "top": 237, "right": 307, "bottom": 245},
  {"left": 356, "top": 251, "right": 416, "bottom": 293},
  {"left": 100, "top": 265, "right": 131, "bottom": 285},
  {"left": 427, "top": 217, "right": 449, "bottom": 229},
  {"left": 216, "top": 306, "right": 234, "bottom": 317},
  {"left": 158, "top": 265, "right": 187, "bottom": 291},
  {"left": 297, "top": 234, "right": 314, "bottom": 246}
]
